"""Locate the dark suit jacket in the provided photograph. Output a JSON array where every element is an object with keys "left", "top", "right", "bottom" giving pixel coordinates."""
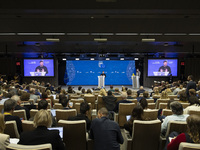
[
  {"left": 18, "top": 126, "right": 65, "bottom": 150},
  {"left": 102, "top": 95, "right": 117, "bottom": 111},
  {"left": 68, "top": 114, "right": 91, "bottom": 131},
  {"left": 137, "top": 89, "right": 145, "bottom": 96},
  {"left": 186, "top": 81, "right": 196, "bottom": 95},
  {"left": 127, "top": 96, "right": 134, "bottom": 99},
  {"left": 15, "top": 105, "right": 30, "bottom": 120},
  {"left": 90, "top": 117, "right": 124, "bottom": 150},
  {"left": 4, "top": 114, "right": 23, "bottom": 134}
]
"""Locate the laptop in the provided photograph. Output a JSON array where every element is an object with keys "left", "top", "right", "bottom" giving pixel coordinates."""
[
  {"left": 126, "top": 115, "right": 131, "bottom": 121},
  {"left": 48, "top": 127, "right": 63, "bottom": 139},
  {"left": 50, "top": 109, "right": 56, "bottom": 117}
]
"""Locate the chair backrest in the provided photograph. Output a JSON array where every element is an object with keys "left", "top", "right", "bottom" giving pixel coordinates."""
[
  {"left": 115, "top": 96, "right": 123, "bottom": 102},
  {"left": 159, "top": 103, "right": 167, "bottom": 109},
  {"left": 179, "top": 142, "right": 200, "bottom": 150},
  {"left": 147, "top": 103, "right": 156, "bottom": 109},
  {"left": 58, "top": 120, "right": 87, "bottom": 150},
  {"left": 84, "top": 95, "right": 95, "bottom": 109},
  {"left": 143, "top": 109, "right": 158, "bottom": 120},
  {"left": 70, "top": 95, "right": 81, "bottom": 100},
  {"left": 156, "top": 99, "right": 169, "bottom": 108},
  {"left": 168, "top": 95, "right": 177, "bottom": 100},
  {"left": 28, "top": 99, "right": 34, "bottom": 104},
  {"left": 53, "top": 99, "right": 59, "bottom": 104},
  {"left": 188, "top": 110, "right": 200, "bottom": 116},
  {"left": 22, "top": 120, "right": 35, "bottom": 132},
  {"left": 127, "top": 99, "right": 137, "bottom": 104},
  {"left": 56, "top": 109, "right": 77, "bottom": 122},
  {"left": 30, "top": 109, "right": 38, "bottom": 118},
  {"left": 162, "top": 109, "right": 173, "bottom": 116},
  {"left": 118, "top": 103, "right": 136, "bottom": 127},
  {"left": 70, "top": 99, "right": 84, "bottom": 109},
  {"left": 0, "top": 104, "right": 4, "bottom": 113},
  {"left": 97, "top": 96, "right": 106, "bottom": 111},
  {"left": 165, "top": 121, "right": 187, "bottom": 138},
  {"left": 131, "top": 120, "right": 161, "bottom": 150},
  {"left": 181, "top": 103, "right": 190, "bottom": 109},
  {"left": 6, "top": 143, "right": 52, "bottom": 150},
  {"left": 13, "top": 110, "right": 27, "bottom": 120},
  {"left": 146, "top": 99, "right": 154, "bottom": 103},
  {"left": 4, "top": 121, "right": 19, "bottom": 138},
  {"left": 54, "top": 103, "right": 63, "bottom": 109}
]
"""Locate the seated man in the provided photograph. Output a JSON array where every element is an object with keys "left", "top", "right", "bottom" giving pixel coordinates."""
[
  {"left": 108, "top": 85, "right": 115, "bottom": 92},
  {"left": 161, "top": 101, "right": 189, "bottom": 136},
  {"left": 102, "top": 91, "right": 117, "bottom": 111},
  {"left": 184, "top": 95, "right": 200, "bottom": 114},
  {"left": 126, "top": 90, "right": 134, "bottom": 99},
  {"left": 90, "top": 107, "right": 124, "bottom": 150},
  {"left": 137, "top": 86, "right": 145, "bottom": 97},
  {"left": 188, "top": 89, "right": 199, "bottom": 104},
  {"left": 29, "top": 88, "right": 38, "bottom": 104},
  {"left": 11, "top": 95, "right": 30, "bottom": 120},
  {"left": 113, "top": 88, "right": 121, "bottom": 95},
  {"left": 61, "top": 97, "right": 71, "bottom": 110},
  {"left": 113, "top": 93, "right": 132, "bottom": 113},
  {"left": 137, "top": 91, "right": 149, "bottom": 102},
  {"left": 4, "top": 99, "right": 23, "bottom": 134},
  {"left": 68, "top": 102, "right": 91, "bottom": 131}
]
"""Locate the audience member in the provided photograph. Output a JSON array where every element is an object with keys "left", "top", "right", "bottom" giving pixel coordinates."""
[
  {"left": 113, "top": 88, "right": 120, "bottom": 95},
  {"left": 90, "top": 107, "right": 124, "bottom": 150},
  {"left": 173, "top": 83, "right": 181, "bottom": 95},
  {"left": 161, "top": 101, "right": 189, "bottom": 136},
  {"left": 61, "top": 97, "right": 71, "bottom": 109},
  {"left": 186, "top": 75, "right": 196, "bottom": 96},
  {"left": 102, "top": 91, "right": 117, "bottom": 111},
  {"left": 108, "top": 85, "right": 115, "bottom": 92},
  {"left": 137, "top": 86, "right": 145, "bottom": 97},
  {"left": 188, "top": 89, "right": 199, "bottom": 104},
  {"left": 41, "top": 92, "right": 48, "bottom": 100},
  {"left": 4, "top": 99, "right": 23, "bottom": 134},
  {"left": 29, "top": 88, "right": 38, "bottom": 103},
  {"left": 158, "top": 100, "right": 174, "bottom": 122},
  {"left": 81, "top": 88, "right": 86, "bottom": 94},
  {"left": 139, "top": 98, "right": 148, "bottom": 109},
  {"left": 160, "top": 91, "right": 169, "bottom": 99},
  {"left": 20, "top": 92, "right": 30, "bottom": 102},
  {"left": 99, "top": 88, "right": 107, "bottom": 96},
  {"left": 68, "top": 102, "right": 91, "bottom": 131},
  {"left": 124, "top": 105, "right": 144, "bottom": 135},
  {"left": 18, "top": 110, "right": 65, "bottom": 150},
  {"left": 126, "top": 90, "right": 133, "bottom": 99},
  {"left": 0, "top": 114, "right": 10, "bottom": 150},
  {"left": 179, "top": 91, "right": 188, "bottom": 103},
  {"left": 184, "top": 95, "right": 200, "bottom": 114}
]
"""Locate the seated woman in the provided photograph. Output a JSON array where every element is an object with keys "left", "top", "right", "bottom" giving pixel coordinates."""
[
  {"left": 139, "top": 98, "right": 148, "bottom": 110},
  {"left": 0, "top": 114, "right": 10, "bottom": 150},
  {"left": 18, "top": 110, "right": 65, "bottom": 150},
  {"left": 165, "top": 115, "right": 200, "bottom": 150},
  {"left": 159, "top": 91, "right": 170, "bottom": 100},
  {"left": 99, "top": 88, "right": 107, "bottom": 96},
  {"left": 124, "top": 105, "right": 144, "bottom": 135},
  {"left": 179, "top": 91, "right": 188, "bottom": 103}
]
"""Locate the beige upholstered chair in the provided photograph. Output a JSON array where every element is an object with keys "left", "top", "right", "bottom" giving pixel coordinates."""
[
  {"left": 53, "top": 99, "right": 59, "bottom": 104},
  {"left": 13, "top": 110, "right": 27, "bottom": 120},
  {"left": 178, "top": 142, "right": 200, "bottom": 150},
  {"left": 181, "top": 103, "right": 190, "bottom": 109},
  {"left": 22, "top": 120, "right": 35, "bottom": 132},
  {"left": 123, "top": 120, "right": 161, "bottom": 150},
  {"left": 54, "top": 103, "right": 63, "bottom": 109},
  {"left": 84, "top": 95, "right": 95, "bottom": 109},
  {"left": 4, "top": 121, "right": 19, "bottom": 138},
  {"left": 56, "top": 109, "right": 77, "bottom": 122},
  {"left": 70, "top": 99, "right": 84, "bottom": 109},
  {"left": 162, "top": 109, "right": 173, "bottom": 116},
  {"left": 28, "top": 99, "right": 34, "bottom": 104},
  {"left": 168, "top": 95, "right": 177, "bottom": 100},
  {"left": 115, "top": 96, "right": 122, "bottom": 103},
  {"left": 6, "top": 143, "right": 52, "bottom": 150},
  {"left": 70, "top": 95, "right": 81, "bottom": 100},
  {"left": 146, "top": 99, "right": 154, "bottom": 103},
  {"left": 188, "top": 110, "right": 200, "bottom": 116},
  {"left": 147, "top": 103, "right": 156, "bottom": 109},
  {"left": 143, "top": 109, "right": 158, "bottom": 120},
  {"left": 115, "top": 103, "right": 136, "bottom": 127},
  {"left": 156, "top": 99, "right": 169, "bottom": 109},
  {"left": 159, "top": 103, "right": 167, "bottom": 109},
  {"left": 97, "top": 95, "right": 106, "bottom": 111},
  {"left": 30, "top": 109, "right": 38, "bottom": 118},
  {"left": 58, "top": 120, "right": 87, "bottom": 150},
  {"left": 127, "top": 99, "right": 137, "bottom": 104}
]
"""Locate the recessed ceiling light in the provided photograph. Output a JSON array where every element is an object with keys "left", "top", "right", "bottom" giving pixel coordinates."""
[
  {"left": 62, "top": 58, "right": 67, "bottom": 61},
  {"left": 94, "top": 38, "right": 107, "bottom": 42},
  {"left": 42, "top": 33, "right": 65, "bottom": 35},
  {"left": 0, "top": 33, "right": 16, "bottom": 35},
  {"left": 75, "top": 58, "right": 80, "bottom": 60},
  {"left": 17, "top": 33, "right": 41, "bottom": 35},
  {"left": 115, "top": 33, "right": 138, "bottom": 36},
  {"left": 141, "top": 39, "right": 155, "bottom": 42},
  {"left": 46, "top": 38, "right": 60, "bottom": 42},
  {"left": 67, "top": 33, "right": 89, "bottom": 35}
]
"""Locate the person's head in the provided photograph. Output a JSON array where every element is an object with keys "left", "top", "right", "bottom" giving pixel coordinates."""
[
  {"left": 38, "top": 100, "right": 48, "bottom": 110},
  {"left": 189, "top": 89, "right": 196, "bottom": 96},
  {"left": 39, "top": 61, "right": 44, "bottom": 67},
  {"left": 46, "top": 90, "right": 51, "bottom": 96},
  {"left": 80, "top": 102, "right": 90, "bottom": 115},
  {"left": 11, "top": 95, "right": 21, "bottom": 105},
  {"left": 99, "top": 88, "right": 106, "bottom": 96},
  {"left": 131, "top": 105, "right": 144, "bottom": 120},
  {"left": 136, "top": 69, "right": 139, "bottom": 72},
  {"left": 189, "top": 96, "right": 200, "bottom": 105},
  {"left": 86, "top": 89, "right": 92, "bottom": 94},
  {"left": 110, "top": 85, "right": 113, "bottom": 89},
  {"left": 121, "top": 93, "right": 127, "bottom": 100},
  {"left": 102, "top": 71, "right": 104, "bottom": 74},
  {"left": 188, "top": 75, "right": 194, "bottom": 81},
  {"left": 186, "top": 115, "right": 200, "bottom": 143},
  {"left": 143, "top": 91, "right": 149, "bottom": 98},
  {"left": 108, "top": 91, "right": 112, "bottom": 96},
  {"left": 41, "top": 92, "right": 48, "bottom": 99},
  {"left": 139, "top": 86, "right": 144, "bottom": 90},
  {"left": 115, "top": 88, "right": 119, "bottom": 93},
  {"left": 4, "top": 99, "right": 17, "bottom": 112},
  {"left": 0, "top": 114, "right": 5, "bottom": 133},
  {"left": 81, "top": 88, "right": 85, "bottom": 93},
  {"left": 163, "top": 60, "right": 168, "bottom": 67},
  {"left": 98, "top": 107, "right": 109, "bottom": 118},
  {"left": 170, "top": 101, "right": 183, "bottom": 115},
  {"left": 179, "top": 91, "right": 188, "bottom": 102},
  {"left": 78, "top": 86, "right": 82, "bottom": 91},
  {"left": 61, "top": 97, "right": 70, "bottom": 108},
  {"left": 59, "top": 94, "right": 66, "bottom": 102},
  {"left": 33, "top": 110, "right": 52, "bottom": 128},
  {"left": 161, "top": 91, "right": 168, "bottom": 99},
  {"left": 176, "top": 83, "right": 180, "bottom": 88},
  {"left": 122, "top": 86, "right": 126, "bottom": 92},
  {"left": 180, "top": 84, "right": 183, "bottom": 89},
  {"left": 20, "top": 92, "right": 30, "bottom": 101},
  {"left": 139, "top": 98, "right": 148, "bottom": 109},
  {"left": 29, "top": 88, "right": 36, "bottom": 94},
  {"left": 127, "top": 90, "right": 132, "bottom": 96}
]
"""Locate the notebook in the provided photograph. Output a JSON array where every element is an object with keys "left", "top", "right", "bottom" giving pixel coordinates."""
[{"left": 48, "top": 127, "right": 63, "bottom": 139}]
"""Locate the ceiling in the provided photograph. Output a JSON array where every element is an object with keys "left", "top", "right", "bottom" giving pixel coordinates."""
[{"left": 1, "top": 0, "right": 200, "bottom": 56}]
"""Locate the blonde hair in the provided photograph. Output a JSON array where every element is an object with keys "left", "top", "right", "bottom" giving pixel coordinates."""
[
  {"left": 0, "top": 114, "right": 5, "bottom": 133},
  {"left": 33, "top": 110, "right": 52, "bottom": 128},
  {"left": 161, "top": 91, "right": 168, "bottom": 99},
  {"left": 187, "top": 115, "right": 200, "bottom": 143},
  {"left": 46, "top": 90, "right": 51, "bottom": 96},
  {"left": 99, "top": 89, "right": 107, "bottom": 96}
]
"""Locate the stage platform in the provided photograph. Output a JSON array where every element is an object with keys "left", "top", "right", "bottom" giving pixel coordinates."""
[{"left": 60, "top": 85, "right": 152, "bottom": 92}]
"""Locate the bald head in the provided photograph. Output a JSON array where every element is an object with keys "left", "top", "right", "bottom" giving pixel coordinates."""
[{"left": 98, "top": 107, "right": 109, "bottom": 118}]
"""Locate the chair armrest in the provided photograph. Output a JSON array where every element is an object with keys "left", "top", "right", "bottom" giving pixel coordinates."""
[
  {"left": 114, "top": 112, "right": 118, "bottom": 123},
  {"left": 123, "top": 129, "right": 132, "bottom": 150},
  {"left": 87, "top": 138, "right": 94, "bottom": 150}
]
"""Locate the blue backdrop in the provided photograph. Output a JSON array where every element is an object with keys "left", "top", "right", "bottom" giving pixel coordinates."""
[
  {"left": 64, "top": 60, "right": 136, "bottom": 85},
  {"left": 148, "top": 59, "right": 178, "bottom": 76}
]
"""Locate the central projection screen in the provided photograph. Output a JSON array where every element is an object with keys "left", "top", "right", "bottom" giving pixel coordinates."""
[{"left": 65, "top": 60, "right": 136, "bottom": 85}]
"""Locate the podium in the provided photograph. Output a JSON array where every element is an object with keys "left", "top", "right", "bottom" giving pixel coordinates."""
[
  {"left": 30, "top": 72, "right": 46, "bottom": 76},
  {"left": 131, "top": 76, "right": 140, "bottom": 88},
  {"left": 98, "top": 76, "right": 105, "bottom": 87}
]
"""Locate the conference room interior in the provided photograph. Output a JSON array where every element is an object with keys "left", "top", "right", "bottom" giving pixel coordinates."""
[{"left": 1, "top": 1, "right": 200, "bottom": 150}]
